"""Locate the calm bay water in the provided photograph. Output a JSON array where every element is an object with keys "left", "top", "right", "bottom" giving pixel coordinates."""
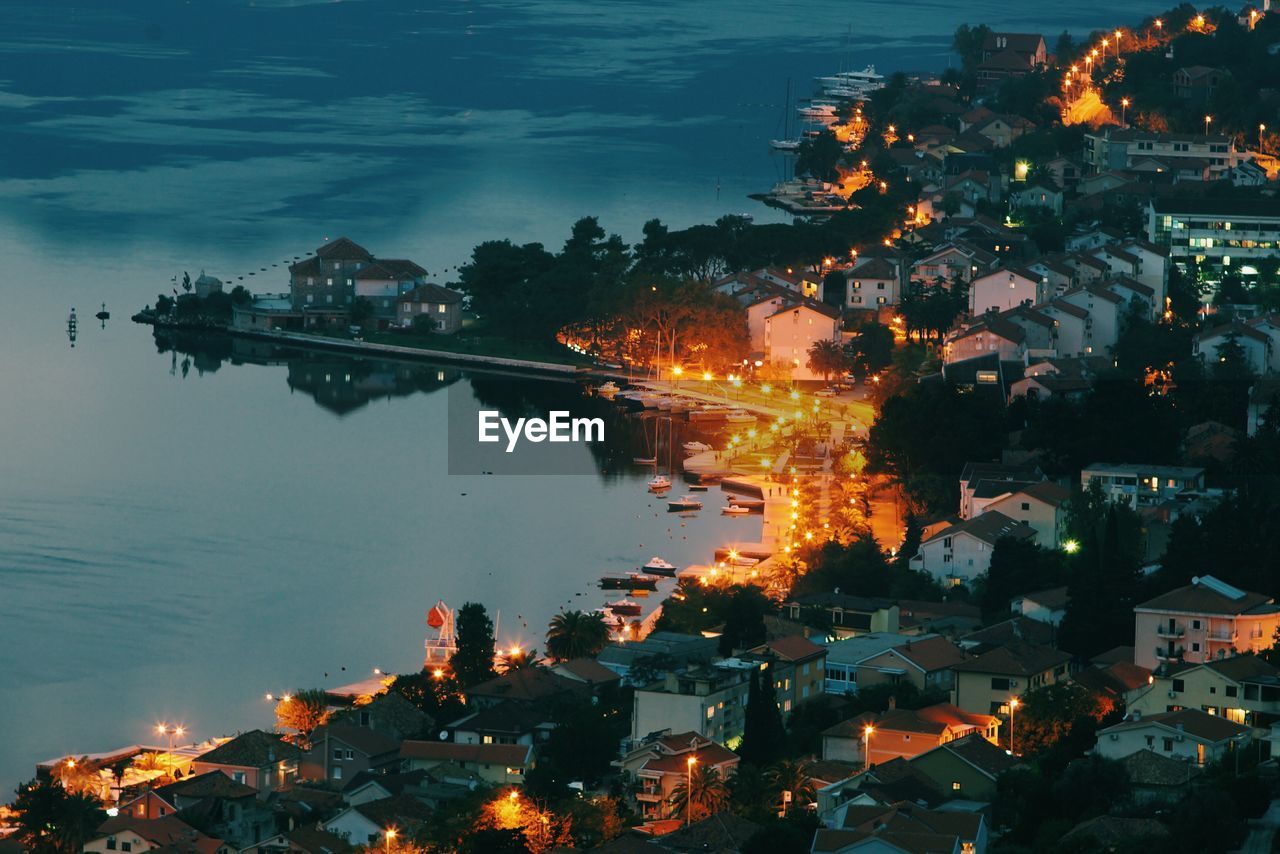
[{"left": 0, "top": 0, "right": 1152, "bottom": 786}]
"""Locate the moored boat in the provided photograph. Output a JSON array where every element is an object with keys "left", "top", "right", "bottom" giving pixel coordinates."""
[
  {"left": 683, "top": 441, "right": 712, "bottom": 453},
  {"left": 607, "top": 599, "right": 642, "bottom": 617},
  {"left": 722, "top": 505, "right": 751, "bottom": 516},
  {"left": 648, "top": 475, "right": 672, "bottom": 491},
  {"left": 596, "top": 381, "right": 620, "bottom": 398},
  {"left": 667, "top": 494, "right": 704, "bottom": 511},
  {"left": 643, "top": 557, "right": 677, "bottom": 576}
]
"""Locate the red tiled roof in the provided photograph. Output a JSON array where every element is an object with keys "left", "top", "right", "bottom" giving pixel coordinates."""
[
  {"left": 314, "top": 237, "right": 373, "bottom": 261},
  {"left": 764, "top": 635, "right": 827, "bottom": 663},
  {"left": 640, "top": 743, "right": 738, "bottom": 774},
  {"left": 93, "top": 816, "right": 222, "bottom": 854}
]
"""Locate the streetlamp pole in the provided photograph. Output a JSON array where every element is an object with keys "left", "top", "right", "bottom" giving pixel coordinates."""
[
  {"left": 686, "top": 757, "right": 697, "bottom": 826},
  {"left": 1009, "top": 698, "right": 1020, "bottom": 754},
  {"left": 384, "top": 828, "right": 396, "bottom": 854},
  {"left": 863, "top": 725, "right": 875, "bottom": 772}
]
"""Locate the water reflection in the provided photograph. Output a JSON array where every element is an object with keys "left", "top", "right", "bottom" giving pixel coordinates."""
[{"left": 149, "top": 329, "right": 702, "bottom": 479}]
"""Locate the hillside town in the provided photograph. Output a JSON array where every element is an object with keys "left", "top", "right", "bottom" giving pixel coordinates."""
[{"left": 15, "top": 3, "right": 1280, "bottom": 854}]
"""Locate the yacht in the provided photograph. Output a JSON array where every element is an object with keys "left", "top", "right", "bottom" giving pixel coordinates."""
[
  {"left": 648, "top": 475, "right": 672, "bottom": 491},
  {"left": 722, "top": 505, "right": 752, "bottom": 516},
  {"left": 607, "top": 599, "right": 642, "bottom": 617},
  {"left": 724, "top": 410, "right": 756, "bottom": 424},
  {"left": 683, "top": 441, "right": 712, "bottom": 453},
  {"left": 667, "top": 495, "right": 704, "bottom": 511},
  {"left": 770, "top": 138, "right": 802, "bottom": 152},
  {"left": 643, "top": 557, "right": 677, "bottom": 576}
]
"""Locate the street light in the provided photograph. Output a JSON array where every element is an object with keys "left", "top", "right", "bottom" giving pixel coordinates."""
[
  {"left": 156, "top": 723, "right": 186, "bottom": 753},
  {"left": 863, "top": 725, "right": 875, "bottom": 771},
  {"left": 1121, "top": 97, "right": 1130, "bottom": 126},
  {"left": 686, "top": 756, "right": 697, "bottom": 826},
  {"left": 383, "top": 828, "right": 397, "bottom": 854},
  {"left": 1205, "top": 115, "right": 1212, "bottom": 135},
  {"left": 1009, "top": 698, "right": 1020, "bottom": 754}
]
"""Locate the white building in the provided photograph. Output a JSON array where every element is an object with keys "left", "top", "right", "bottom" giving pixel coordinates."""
[
  {"left": 1148, "top": 197, "right": 1280, "bottom": 273},
  {"left": 1094, "top": 709, "right": 1251, "bottom": 765},
  {"left": 910, "top": 511, "right": 1037, "bottom": 587},
  {"left": 969, "top": 267, "right": 1047, "bottom": 314},
  {"left": 1081, "top": 463, "right": 1205, "bottom": 507},
  {"left": 763, "top": 300, "right": 842, "bottom": 381}
]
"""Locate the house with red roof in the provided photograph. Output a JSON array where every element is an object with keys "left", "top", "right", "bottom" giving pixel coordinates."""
[
  {"left": 824, "top": 703, "right": 1000, "bottom": 766},
  {"left": 613, "top": 732, "right": 739, "bottom": 820},
  {"left": 83, "top": 816, "right": 230, "bottom": 854},
  {"left": 1133, "top": 575, "right": 1280, "bottom": 670}
]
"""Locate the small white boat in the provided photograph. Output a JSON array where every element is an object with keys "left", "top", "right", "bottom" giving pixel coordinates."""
[
  {"left": 688, "top": 483, "right": 710, "bottom": 491},
  {"left": 722, "top": 505, "right": 752, "bottom": 516},
  {"left": 770, "top": 138, "right": 801, "bottom": 152},
  {"left": 668, "top": 495, "right": 704, "bottom": 511},
  {"left": 724, "top": 410, "right": 756, "bottom": 424},
  {"left": 648, "top": 475, "right": 672, "bottom": 491},
  {"left": 683, "top": 441, "right": 712, "bottom": 453},
  {"left": 596, "top": 381, "right": 620, "bottom": 398},
  {"left": 644, "top": 557, "right": 677, "bottom": 576},
  {"left": 607, "top": 599, "right": 642, "bottom": 617},
  {"left": 727, "top": 496, "right": 766, "bottom": 509}
]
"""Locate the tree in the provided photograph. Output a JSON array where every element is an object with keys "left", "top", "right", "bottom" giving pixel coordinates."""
[
  {"left": 739, "top": 666, "right": 787, "bottom": 766},
  {"left": 1013, "top": 682, "right": 1115, "bottom": 758},
  {"left": 768, "top": 759, "right": 816, "bottom": 816},
  {"left": 807, "top": 339, "right": 847, "bottom": 384},
  {"left": 12, "top": 778, "right": 106, "bottom": 854},
  {"left": 545, "top": 610, "right": 610, "bottom": 661},
  {"left": 350, "top": 297, "right": 375, "bottom": 326},
  {"left": 499, "top": 647, "right": 539, "bottom": 673},
  {"left": 894, "top": 511, "right": 923, "bottom": 571},
  {"left": 669, "top": 763, "right": 729, "bottom": 823},
  {"left": 181, "top": 271, "right": 192, "bottom": 293},
  {"left": 275, "top": 689, "right": 331, "bottom": 739},
  {"left": 979, "top": 538, "right": 1064, "bottom": 623},
  {"left": 795, "top": 130, "right": 846, "bottom": 183},
  {"left": 51, "top": 758, "right": 103, "bottom": 800},
  {"left": 717, "top": 586, "right": 770, "bottom": 656},
  {"left": 451, "top": 602, "right": 497, "bottom": 688},
  {"left": 952, "top": 24, "right": 993, "bottom": 74},
  {"left": 728, "top": 764, "right": 775, "bottom": 820}
]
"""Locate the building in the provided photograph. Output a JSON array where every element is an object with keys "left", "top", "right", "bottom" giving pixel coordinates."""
[
  {"left": 1194, "top": 319, "right": 1276, "bottom": 375},
  {"left": 746, "top": 635, "right": 828, "bottom": 711},
  {"left": 1081, "top": 463, "right": 1206, "bottom": 507},
  {"left": 851, "top": 635, "right": 969, "bottom": 695},
  {"left": 596, "top": 632, "right": 719, "bottom": 684},
  {"left": 1086, "top": 129, "right": 1237, "bottom": 179},
  {"left": 907, "top": 732, "right": 1021, "bottom": 800},
  {"left": 462, "top": 668, "right": 588, "bottom": 709},
  {"left": 190, "top": 731, "right": 300, "bottom": 795},
  {"left": 943, "top": 315, "right": 1030, "bottom": 364},
  {"left": 951, "top": 643, "right": 1073, "bottom": 716},
  {"left": 1126, "top": 654, "right": 1280, "bottom": 730},
  {"left": 629, "top": 663, "right": 752, "bottom": 747},
  {"left": 397, "top": 283, "right": 463, "bottom": 333},
  {"left": 1133, "top": 575, "right": 1280, "bottom": 670},
  {"left": 910, "top": 511, "right": 1037, "bottom": 587},
  {"left": 910, "top": 241, "right": 998, "bottom": 285},
  {"left": 1094, "top": 708, "right": 1251, "bottom": 765},
  {"left": 824, "top": 703, "right": 1000, "bottom": 765},
  {"left": 298, "top": 725, "right": 402, "bottom": 783},
  {"left": 84, "top": 816, "right": 229, "bottom": 854},
  {"left": 969, "top": 267, "right": 1047, "bottom": 314},
  {"left": 288, "top": 238, "right": 373, "bottom": 324},
  {"left": 613, "top": 732, "right": 739, "bottom": 820},
  {"left": 844, "top": 257, "right": 902, "bottom": 309},
  {"left": 1010, "top": 180, "right": 1064, "bottom": 216},
  {"left": 354, "top": 260, "right": 429, "bottom": 327},
  {"left": 817, "top": 800, "right": 989, "bottom": 854},
  {"left": 784, "top": 593, "right": 901, "bottom": 639},
  {"left": 982, "top": 482, "right": 1070, "bottom": 548},
  {"left": 1173, "top": 65, "right": 1230, "bottom": 102},
  {"left": 398, "top": 740, "right": 533, "bottom": 786},
  {"left": 958, "top": 462, "right": 1044, "bottom": 520},
  {"left": 1147, "top": 197, "right": 1280, "bottom": 272},
  {"left": 763, "top": 300, "right": 843, "bottom": 381},
  {"left": 1010, "top": 586, "right": 1069, "bottom": 627},
  {"left": 822, "top": 633, "right": 927, "bottom": 696},
  {"left": 324, "top": 795, "right": 433, "bottom": 847},
  {"left": 977, "top": 32, "right": 1047, "bottom": 83}
]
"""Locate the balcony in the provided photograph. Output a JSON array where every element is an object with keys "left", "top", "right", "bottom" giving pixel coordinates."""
[
  {"left": 635, "top": 790, "right": 663, "bottom": 803},
  {"left": 1155, "top": 646, "right": 1185, "bottom": 661},
  {"left": 1207, "top": 630, "right": 1238, "bottom": 643},
  {"left": 1156, "top": 625, "right": 1185, "bottom": 639}
]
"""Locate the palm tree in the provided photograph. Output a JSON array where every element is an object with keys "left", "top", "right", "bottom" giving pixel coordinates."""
[
  {"left": 498, "top": 647, "right": 539, "bottom": 673},
  {"left": 768, "top": 758, "right": 816, "bottom": 816},
  {"left": 53, "top": 757, "right": 102, "bottom": 799},
  {"left": 807, "top": 339, "right": 847, "bottom": 383},
  {"left": 668, "top": 763, "right": 729, "bottom": 823},
  {"left": 545, "top": 610, "right": 610, "bottom": 661},
  {"left": 727, "top": 763, "right": 775, "bottom": 818}
]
